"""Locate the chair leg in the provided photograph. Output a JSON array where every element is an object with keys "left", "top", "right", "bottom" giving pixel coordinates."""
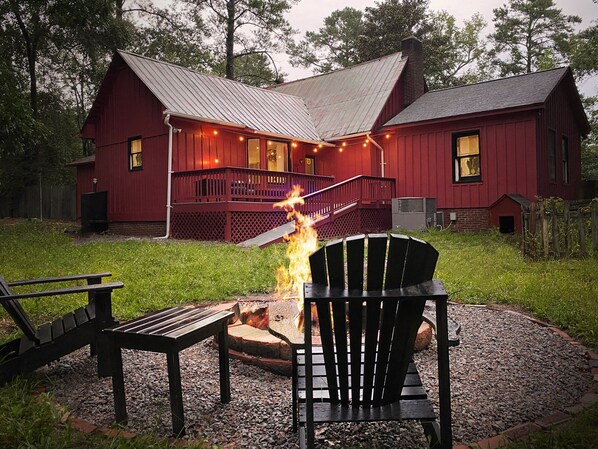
[
  {"left": 166, "top": 350, "right": 185, "bottom": 437},
  {"left": 111, "top": 345, "right": 127, "bottom": 425},
  {"left": 218, "top": 323, "right": 231, "bottom": 404},
  {"left": 292, "top": 347, "right": 298, "bottom": 432},
  {"left": 422, "top": 421, "right": 441, "bottom": 449}
]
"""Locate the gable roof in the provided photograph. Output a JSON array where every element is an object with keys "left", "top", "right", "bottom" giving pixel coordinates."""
[
  {"left": 269, "top": 52, "right": 407, "bottom": 140},
  {"left": 385, "top": 67, "right": 572, "bottom": 126},
  {"left": 89, "top": 50, "right": 322, "bottom": 143}
]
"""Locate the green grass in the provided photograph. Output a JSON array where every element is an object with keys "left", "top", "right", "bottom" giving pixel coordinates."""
[{"left": 1, "top": 220, "right": 597, "bottom": 449}]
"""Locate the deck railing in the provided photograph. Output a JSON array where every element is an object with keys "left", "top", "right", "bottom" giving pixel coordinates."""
[
  {"left": 299, "top": 175, "right": 396, "bottom": 221},
  {"left": 172, "top": 167, "right": 335, "bottom": 203}
]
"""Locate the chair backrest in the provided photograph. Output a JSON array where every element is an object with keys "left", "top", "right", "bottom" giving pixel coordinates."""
[
  {"left": 0, "top": 276, "right": 39, "bottom": 343},
  {"left": 306, "top": 233, "right": 439, "bottom": 407}
]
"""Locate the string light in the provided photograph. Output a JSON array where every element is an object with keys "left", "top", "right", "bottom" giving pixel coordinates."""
[
  {"left": 318, "top": 143, "right": 323, "bottom": 148},
  {"left": 213, "top": 130, "right": 219, "bottom": 135},
  {"left": 385, "top": 134, "right": 391, "bottom": 139},
  {"left": 342, "top": 142, "right": 347, "bottom": 147},
  {"left": 239, "top": 136, "right": 245, "bottom": 141},
  {"left": 313, "top": 148, "right": 318, "bottom": 153},
  {"left": 339, "top": 147, "right": 344, "bottom": 153}
]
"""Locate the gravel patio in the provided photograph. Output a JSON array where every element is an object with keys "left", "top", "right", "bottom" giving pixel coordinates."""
[{"left": 43, "top": 303, "right": 592, "bottom": 448}]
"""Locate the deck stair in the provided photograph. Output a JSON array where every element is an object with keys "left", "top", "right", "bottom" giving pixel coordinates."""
[{"left": 238, "top": 175, "right": 394, "bottom": 247}]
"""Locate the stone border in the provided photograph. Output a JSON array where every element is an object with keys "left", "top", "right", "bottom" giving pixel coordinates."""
[{"left": 39, "top": 304, "right": 598, "bottom": 449}]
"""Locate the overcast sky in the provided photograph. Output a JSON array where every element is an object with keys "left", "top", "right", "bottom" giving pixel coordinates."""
[{"left": 279, "top": 0, "right": 598, "bottom": 95}]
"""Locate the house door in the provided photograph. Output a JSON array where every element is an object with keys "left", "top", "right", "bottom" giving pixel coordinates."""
[{"left": 305, "top": 155, "right": 315, "bottom": 175}]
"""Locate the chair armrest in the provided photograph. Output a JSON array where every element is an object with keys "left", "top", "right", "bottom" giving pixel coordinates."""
[
  {"left": 0, "top": 281, "right": 124, "bottom": 302},
  {"left": 304, "top": 279, "right": 448, "bottom": 302},
  {"left": 7, "top": 272, "right": 112, "bottom": 287}
]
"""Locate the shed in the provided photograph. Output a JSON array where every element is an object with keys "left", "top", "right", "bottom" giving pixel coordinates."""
[{"left": 489, "top": 194, "right": 532, "bottom": 233}]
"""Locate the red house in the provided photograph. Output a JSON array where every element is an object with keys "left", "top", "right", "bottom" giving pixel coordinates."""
[{"left": 76, "top": 37, "right": 590, "bottom": 242}]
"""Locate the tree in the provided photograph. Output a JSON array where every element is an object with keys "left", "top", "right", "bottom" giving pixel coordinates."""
[
  {"left": 187, "top": 0, "right": 297, "bottom": 83},
  {"left": 424, "top": 11, "right": 490, "bottom": 89},
  {"left": 288, "top": 7, "right": 365, "bottom": 74},
  {"left": 490, "top": 0, "right": 581, "bottom": 76},
  {"left": 357, "top": 0, "right": 431, "bottom": 62}
]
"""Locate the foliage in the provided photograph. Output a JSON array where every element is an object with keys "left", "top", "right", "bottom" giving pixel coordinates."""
[
  {"left": 489, "top": 0, "right": 581, "bottom": 76},
  {"left": 581, "top": 96, "right": 598, "bottom": 180},
  {"left": 288, "top": 7, "right": 365, "bottom": 74},
  {"left": 424, "top": 11, "right": 490, "bottom": 89},
  {"left": 186, "top": 0, "right": 297, "bottom": 84}
]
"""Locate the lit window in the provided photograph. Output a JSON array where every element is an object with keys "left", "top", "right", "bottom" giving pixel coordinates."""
[
  {"left": 453, "top": 131, "right": 480, "bottom": 183},
  {"left": 266, "top": 141, "right": 289, "bottom": 172},
  {"left": 562, "top": 136, "right": 569, "bottom": 184},
  {"left": 548, "top": 130, "right": 556, "bottom": 182},
  {"left": 247, "top": 138, "right": 260, "bottom": 169},
  {"left": 128, "top": 137, "right": 142, "bottom": 171}
]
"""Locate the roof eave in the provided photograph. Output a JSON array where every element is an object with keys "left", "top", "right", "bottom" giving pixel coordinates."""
[{"left": 383, "top": 103, "right": 545, "bottom": 129}]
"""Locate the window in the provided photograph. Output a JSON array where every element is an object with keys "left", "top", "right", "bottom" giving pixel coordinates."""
[
  {"left": 305, "top": 155, "right": 315, "bottom": 175},
  {"left": 562, "top": 136, "right": 569, "bottom": 184},
  {"left": 128, "top": 137, "right": 142, "bottom": 171},
  {"left": 247, "top": 139, "right": 260, "bottom": 169},
  {"left": 453, "top": 131, "right": 480, "bottom": 183},
  {"left": 548, "top": 130, "right": 556, "bottom": 182},
  {"left": 266, "top": 140, "right": 289, "bottom": 172}
]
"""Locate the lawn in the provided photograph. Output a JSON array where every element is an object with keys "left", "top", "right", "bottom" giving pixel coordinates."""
[{"left": 0, "top": 220, "right": 596, "bottom": 449}]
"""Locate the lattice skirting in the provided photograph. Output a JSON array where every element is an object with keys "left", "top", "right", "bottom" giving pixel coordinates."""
[
  {"left": 171, "top": 211, "right": 226, "bottom": 241},
  {"left": 317, "top": 208, "right": 392, "bottom": 240},
  {"left": 171, "top": 208, "right": 391, "bottom": 243}
]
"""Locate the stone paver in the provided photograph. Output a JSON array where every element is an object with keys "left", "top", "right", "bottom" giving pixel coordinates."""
[
  {"left": 535, "top": 411, "right": 571, "bottom": 429},
  {"left": 501, "top": 422, "right": 541, "bottom": 441}
]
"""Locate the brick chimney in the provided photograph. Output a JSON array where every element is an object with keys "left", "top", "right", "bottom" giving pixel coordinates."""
[{"left": 401, "top": 36, "right": 424, "bottom": 107}]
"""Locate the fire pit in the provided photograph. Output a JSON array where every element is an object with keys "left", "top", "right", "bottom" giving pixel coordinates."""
[{"left": 215, "top": 297, "right": 436, "bottom": 376}]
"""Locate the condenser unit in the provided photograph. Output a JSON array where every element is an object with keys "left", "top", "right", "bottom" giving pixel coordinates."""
[{"left": 391, "top": 197, "right": 441, "bottom": 230}]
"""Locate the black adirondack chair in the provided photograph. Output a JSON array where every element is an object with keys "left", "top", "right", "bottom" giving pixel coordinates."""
[
  {"left": 0, "top": 273, "right": 123, "bottom": 385},
  {"left": 298, "top": 234, "right": 452, "bottom": 449}
]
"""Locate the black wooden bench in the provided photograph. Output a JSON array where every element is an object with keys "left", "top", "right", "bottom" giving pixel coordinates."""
[{"left": 104, "top": 306, "right": 234, "bottom": 437}]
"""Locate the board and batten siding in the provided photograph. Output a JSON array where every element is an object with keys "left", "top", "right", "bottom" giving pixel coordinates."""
[
  {"left": 536, "top": 82, "right": 582, "bottom": 200},
  {"left": 92, "top": 65, "right": 169, "bottom": 221},
  {"left": 386, "top": 110, "right": 538, "bottom": 209}
]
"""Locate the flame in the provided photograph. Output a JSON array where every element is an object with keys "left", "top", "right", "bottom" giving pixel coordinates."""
[{"left": 273, "top": 185, "right": 318, "bottom": 303}]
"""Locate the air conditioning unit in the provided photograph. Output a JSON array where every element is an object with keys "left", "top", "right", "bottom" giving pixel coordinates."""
[{"left": 391, "top": 197, "right": 441, "bottom": 230}]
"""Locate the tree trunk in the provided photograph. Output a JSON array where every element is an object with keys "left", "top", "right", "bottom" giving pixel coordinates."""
[{"left": 225, "top": 0, "right": 235, "bottom": 80}]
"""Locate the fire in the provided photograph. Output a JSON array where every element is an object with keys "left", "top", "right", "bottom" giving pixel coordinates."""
[{"left": 273, "top": 185, "right": 318, "bottom": 302}]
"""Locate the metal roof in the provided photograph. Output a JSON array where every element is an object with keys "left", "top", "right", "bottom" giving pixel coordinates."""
[
  {"left": 269, "top": 52, "right": 407, "bottom": 140},
  {"left": 118, "top": 50, "right": 321, "bottom": 142},
  {"left": 385, "top": 67, "right": 569, "bottom": 126},
  {"left": 67, "top": 155, "right": 95, "bottom": 166}
]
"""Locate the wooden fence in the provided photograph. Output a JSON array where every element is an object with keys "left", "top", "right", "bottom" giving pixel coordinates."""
[
  {"left": 521, "top": 198, "right": 598, "bottom": 258},
  {"left": 0, "top": 185, "right": 76, "bottom": 220}
]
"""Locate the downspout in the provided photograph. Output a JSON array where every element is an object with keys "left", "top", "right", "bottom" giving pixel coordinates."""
[
  {"left": 367, "top": 133, "right": 386, "bottom": 178},
  {"left": 156, "top": 114, "right": 179, "bottom": 239}
]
